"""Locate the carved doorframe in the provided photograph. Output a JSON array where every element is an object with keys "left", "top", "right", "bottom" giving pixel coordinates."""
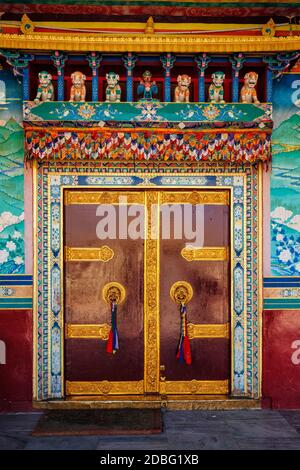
[{"left": 33, "top": 162, "right": 262, "bottom": 402}]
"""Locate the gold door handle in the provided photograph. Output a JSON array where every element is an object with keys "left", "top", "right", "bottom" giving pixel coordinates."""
[
  {"left": 170, "top": 281, "right": 193, "bottom": 305},
  {"left": 102, "top": 282, "right": 126, "bottom": 305}
]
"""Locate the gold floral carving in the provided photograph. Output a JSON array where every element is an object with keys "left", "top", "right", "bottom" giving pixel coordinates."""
[
  {"left": 0, "top": 33, "right": 299, "bottom": 53},
  {"left": 144, "top": 191, "right": 160, "bottom": 393},
  {"left": 187, "top": 323, "right": 230, "bottom": 340},
  {"left": 160, "top": 380, "right": 229, "bottom": 395},
  {"left": 65, "top": 323, "right": 111, "bottom": 340},
  {"left": 181, "top": 246, "right": 228, "bottom": 261},
  {"left": 66, "top": 380, "right": 144, "bottom": 396},
  {"left": 64, "top": 191, "right": 144, "bottom": 205},
  {"left": 161, "top": 191, "right": 229, "bottom": 205},
  {"left": 65, "top": 246, "right": 114, "bottom": 262}
]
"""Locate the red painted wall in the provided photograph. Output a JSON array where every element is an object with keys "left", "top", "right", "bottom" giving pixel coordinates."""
[
  {"left": 1, "top": 308, "right": 300, "bottom": 410},
  {"left": 0, "top": 310, "right": 33, "bottom": 411},
  {"left": 263, "top": 310, "right": 300, "bottom": 409}
]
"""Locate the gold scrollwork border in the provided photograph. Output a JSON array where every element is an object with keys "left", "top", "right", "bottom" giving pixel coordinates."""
[
  {"left": 144, "top": 191, "right": 160, "bottom": 393},
  {"left": 65, "top": 246, "right": 114, "bottom": 262},
  {"left": 66, "top": 380, "right": 144, "bottom": 396},
  {"left": 161, "top": 191, "right": 229, "bottom": 205},
  {"left": 187, "top": 323, "right": 230, "bottom": 340},
  {"left": 65, "top": 324, "right": 111, "bottom": 341},
  {"left": 181, "top": 246, "right": 228, "bottom": 261},
  {"left": 64, "top": 190, "right": 144, "bottom": 205},
  {"left": 160, "top": 379, "right": 229, "bottom": 395},
  {"left": 0, "top": 33, "right": 299, "bottom": 53}
]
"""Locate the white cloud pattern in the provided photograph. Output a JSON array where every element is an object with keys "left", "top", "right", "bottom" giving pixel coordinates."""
[
  {"left": 271, "top": 207, "right": 293, "bottom": 224},
  {"left": 0, "top": 211, "right": 24, "bottom": 233}
]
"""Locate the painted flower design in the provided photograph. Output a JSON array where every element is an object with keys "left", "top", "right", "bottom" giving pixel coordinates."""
[
  {"left": 78, "top": 103, "right": 95, "bottom": 120},
  {"left": 234, "top": 186, "right": 243, "bottom": 197},
  {"left": 202, "top": 104, "right": 220, "bottom": 121},
  {"left": 51, "top": 185, "right": 60, "bottom": 197},
  {"left": 272, "top": 221, "right": 300, "bottom": 274},
  {"left": 12, "top": 230, "right": 22, "bottom": 240},
  {"left": 0, "top": 250, "right": 9, "bottom": 264},
  {"left": 14, "top": 256, "right": 24, "bottom": 265},
  {"left": 135, "top": 102, "right": 164, "bottom": 122},
  {"left": 279, "top": 249, "right": 292, "bottom": 263},
  {"left": 6, "top": 241, "right": 16, "bottom": 252},
  {"left": 0, "top": 287, "right": 15, "bottom": 296}
]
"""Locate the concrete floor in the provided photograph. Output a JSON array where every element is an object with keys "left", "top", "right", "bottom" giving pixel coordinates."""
[{"left": 0, "top": 410, "right": 300, "bottom": 450}]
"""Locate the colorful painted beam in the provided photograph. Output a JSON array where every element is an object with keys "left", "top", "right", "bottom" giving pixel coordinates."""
[
  {"left": 24, "top": 101, "right": 272, "bottom": 124},
  {"left": 25, "top": 128, "right": 271, "bottom": 163}
]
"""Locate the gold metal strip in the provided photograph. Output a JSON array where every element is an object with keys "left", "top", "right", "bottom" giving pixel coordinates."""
[
  {"left": 64, "top": 191, "right": 144, "bottom": 205},
  {"left": 1, "top": 33, "right": 299, "bottom": 53},
  {"left": 144, "top": 191, "right": 160, "bottom": 393},
  {"left": 160, "top": 380, "right": 229, "bottom": 395},
  {"left": 65, "top": 324, "right": 110, "bottom": 340},
  {"left": 187, "top": 323, "right": 230, "bottom": 339},
  {"left": 66, "top": 380, "right": 144, "bottom": 396},
  {"left": 65, "top": 246, "right": 114, "bottom": 262},
  {"left": 161, "top": 191, "right": 229, "bottom": 205},
  {"left": 181, "top": 246, "right": 228, "bottom": 261}
]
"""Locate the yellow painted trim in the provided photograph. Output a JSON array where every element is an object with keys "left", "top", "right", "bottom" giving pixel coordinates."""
[
  {"left": 65, "top": 324, "right": 110, "bottom": 340},
  {"left": 181, "top": 246, "right": 228, "bottom": 261},
  {"left": 160, "top": 379, "right": 229, "bottom": 395},
  {"left": 65, "top": 246, "right": 114, "bottom": 262},
  {"left": 66, "top": 380, "right": 144, "bottom": 396},
  {"left": 187, "top": 323, "right": 230, "bottom": 339},
  {"left": 5, "top": 21, "right": 300, "bottom": 33},
  {"left": 0, "top": 33, "right": 299, "bottom": 53}
]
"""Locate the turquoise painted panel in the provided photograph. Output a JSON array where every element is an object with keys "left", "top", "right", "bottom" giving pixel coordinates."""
[
  {"left": 271, "top": 74, "right": 300, "bottom": 276},
  {"left": 24, "top": 101, "right": 271, "bottom": 125},
  {"left": 0, "top": 71, "right": 24, "bottom": 274}
]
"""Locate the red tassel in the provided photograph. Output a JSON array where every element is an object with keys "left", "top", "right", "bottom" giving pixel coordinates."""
[
  {"left": 183, "top": 336, "right": 192, "bottom": 365},
  {"left": 106, "top": 330, "right": 113, "bottom": 353}
]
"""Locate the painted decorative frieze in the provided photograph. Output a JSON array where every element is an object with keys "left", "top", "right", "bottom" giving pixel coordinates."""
[
  {"left": 23, "top": 101, "right": 272, "bottom": 126},
  {"left": 25, "top": 129, "right": 271, "bottom": 164}
]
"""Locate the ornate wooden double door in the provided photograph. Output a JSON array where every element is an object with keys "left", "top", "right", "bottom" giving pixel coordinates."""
[{"left": 64, "top": 189, "right": 230, "bottom": 397}]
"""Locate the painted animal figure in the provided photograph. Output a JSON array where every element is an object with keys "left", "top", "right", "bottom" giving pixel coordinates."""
[
  {"left": 240, "top": 71, "right": 260, "bottom": 104},
  {"left": 208, "top": 71, "right": 225, "bottom": 104},
  {"left": 174, "top": 74, "right": 191, "bottom": 103},
  {"left": 105, "top": 72, "right": 121, "bottom": 103},
  {"left": 137, "top": 70, "right": 158, "bottom": 101},
  {"left": 69, "top": 71, "right": 86, "bottom": 102},
  {"left": 34, "top": 71, "right": 54, "bottom": 103}
]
